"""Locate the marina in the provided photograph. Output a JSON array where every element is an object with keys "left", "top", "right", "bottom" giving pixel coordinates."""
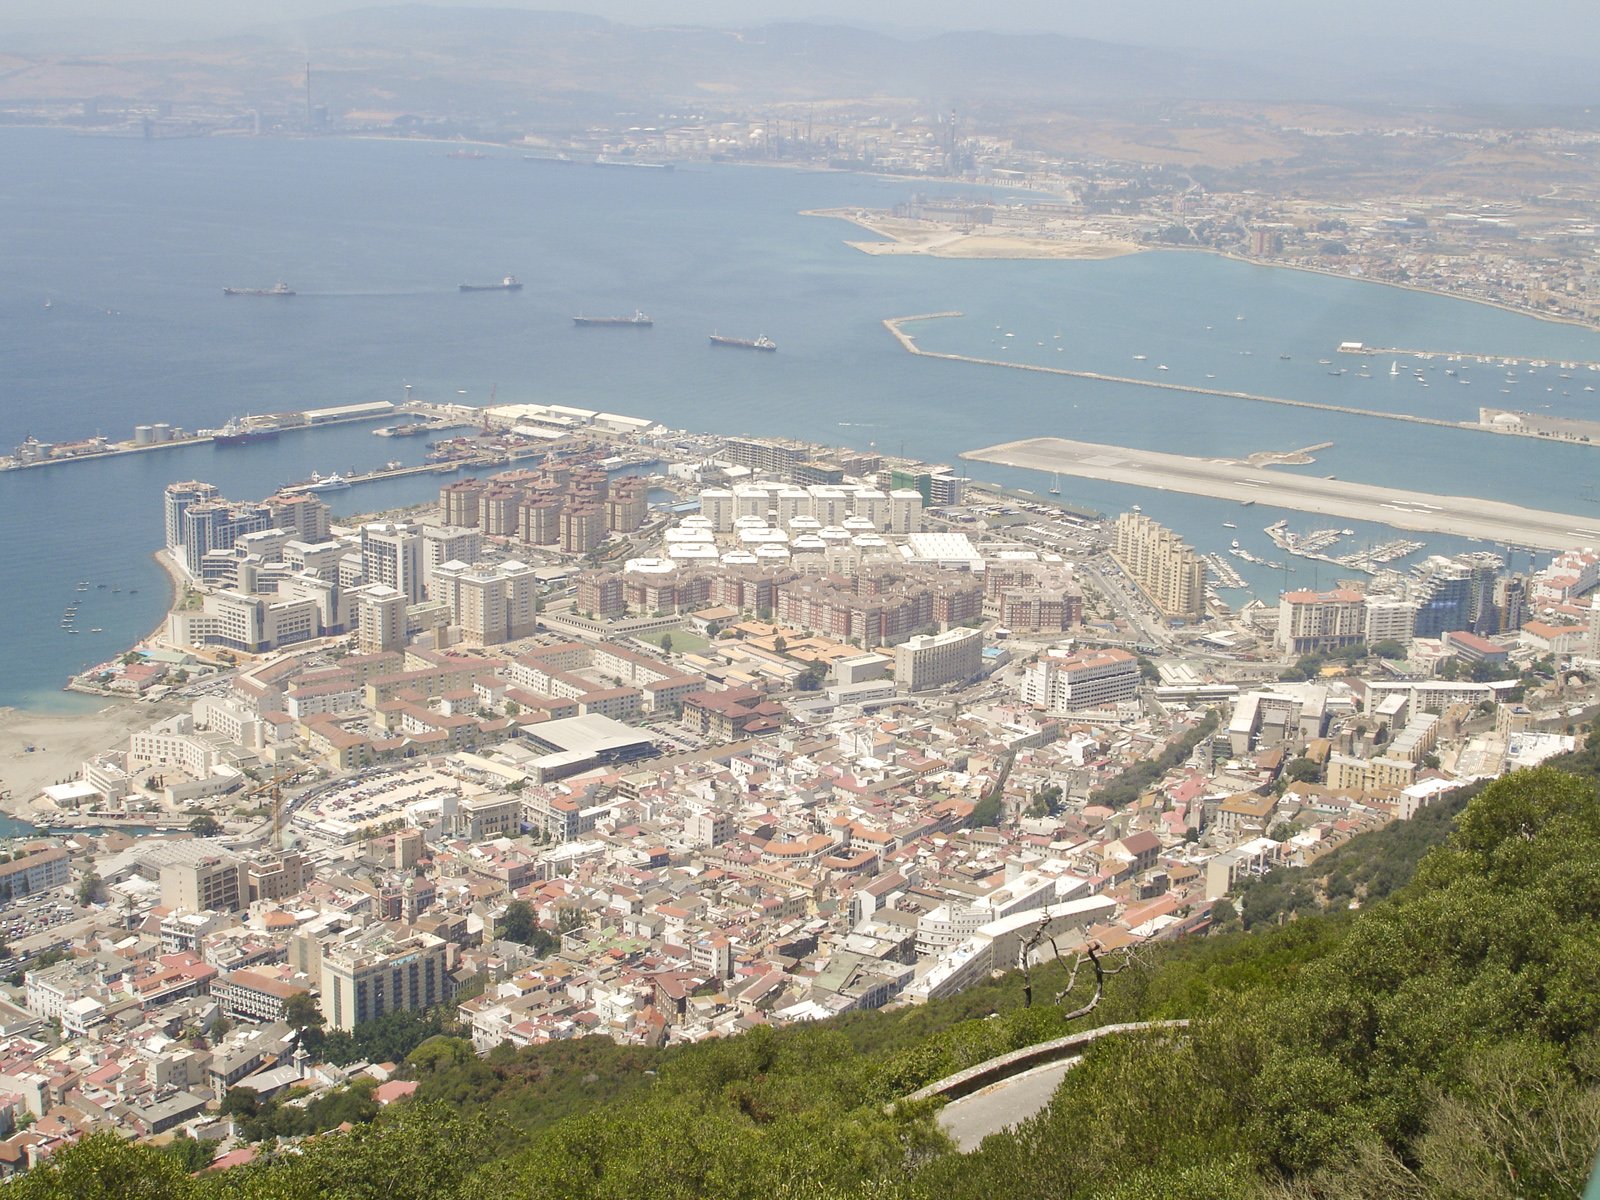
[
  {"left": 1202, "top": 553, "right": 1247, "bottom": 589},
  {"left": 1262, "top": 520, "right": 1428, "bottom": 574},
  {"left": 1337, "top": 342, "right": 1600, "bottom": 371}
]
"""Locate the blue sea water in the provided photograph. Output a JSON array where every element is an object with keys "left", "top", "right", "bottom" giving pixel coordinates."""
[{"left": 2, "top": 128, "right": 1598, "bottom": 711}]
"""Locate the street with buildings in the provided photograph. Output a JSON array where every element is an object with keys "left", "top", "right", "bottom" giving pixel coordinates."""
[{"left": 0, "top": 404, "right": 1591, "bottom": 1173}]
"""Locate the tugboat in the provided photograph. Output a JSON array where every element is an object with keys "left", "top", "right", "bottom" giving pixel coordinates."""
[
  {"left": 223, "top": 282, "right": 294, "bottom": 296},
  {"left": 459, "top": 276, "right": 523, "bottom": 292},
  {"left": 709, "top": 334, "right": 777, "bottom": 352}
]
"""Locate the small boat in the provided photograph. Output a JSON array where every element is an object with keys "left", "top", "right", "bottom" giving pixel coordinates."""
[
  {"left": 90, "top": 627, "right": 103, "bottom": 633},
  {"left": 1222, "top": 522, "right": 1237, "bottom": 529},
  {"left": 1132, "top": 354, "right": 1148, "bottom": 361}
]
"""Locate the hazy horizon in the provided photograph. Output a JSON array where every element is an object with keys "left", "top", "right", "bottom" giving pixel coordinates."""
[{"left": 5, "top": 0, "right": 1600, "bottom": 59}]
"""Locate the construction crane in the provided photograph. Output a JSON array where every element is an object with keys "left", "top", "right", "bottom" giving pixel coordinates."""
[{"left": 242, "top": 767, "right": 288, "bottom": 850}]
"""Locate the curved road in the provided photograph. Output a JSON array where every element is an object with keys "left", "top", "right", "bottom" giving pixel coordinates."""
[{"left": 937, "top": 1057, "right": 1081, "bottom": 1151}]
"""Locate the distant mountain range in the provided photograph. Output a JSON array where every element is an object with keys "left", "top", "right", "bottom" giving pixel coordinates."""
[{"left": 0, "top": 5, "right": 1595, "bottom": 117}]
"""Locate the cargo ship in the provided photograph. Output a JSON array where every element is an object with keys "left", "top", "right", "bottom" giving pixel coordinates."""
[
  {"left": 213, "top": 417, "right": 280, "bottom": 446},
  {"left": 459, "top": 276, "right": 523, "bottom": 292},
  {"left": 594, "top": 156, "right": 674, "bottom": 171},
  {"left": 709, "top": 334, "right": 777, "bottom": 352},
  {"left": 574, "top": 310, "right": 653, "bottom": 327},
  {"left": 223, "top": 282, "right": 294, "bottom": 296}
]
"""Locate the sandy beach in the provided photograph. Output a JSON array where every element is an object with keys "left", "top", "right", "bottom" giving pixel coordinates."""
[{"left": 0, "top": 701, "right": 182, "bottom": 818}]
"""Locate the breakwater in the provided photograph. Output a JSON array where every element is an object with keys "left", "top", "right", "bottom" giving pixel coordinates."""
[{"left": 883, "top": 314, "right": 1598, "bottom": 449}]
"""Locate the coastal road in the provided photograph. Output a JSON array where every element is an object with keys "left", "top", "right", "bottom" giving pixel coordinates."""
[
  {"left": 963, "top": 437, "right": 1600, "bottom": 552},
  {"left": 937, "top": 1058, "right": 1081, "bottom": 1152}
]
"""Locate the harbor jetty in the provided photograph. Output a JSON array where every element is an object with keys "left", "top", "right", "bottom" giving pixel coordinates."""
[
  {"left": 2, "top": 401, "right": 474, "bottom": 473},
  {"left": 883, "top": 314, "right": 1600, "bottom": 450}
]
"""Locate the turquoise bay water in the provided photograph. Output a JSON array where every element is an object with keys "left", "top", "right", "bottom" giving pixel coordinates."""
[{"left": 1, "top": 130, "right": 1597, "bottom": 709}]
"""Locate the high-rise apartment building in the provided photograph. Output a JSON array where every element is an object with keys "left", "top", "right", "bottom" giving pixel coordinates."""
[
  {"left": 316, "top": 927, "right": 449, "bottom": 1031},
  {"left": 353, "top": 584, "right": 407, "bottom": 654},
  {"left": 361, "top": 522, "right": 425, "bottom": 603},
  {"left": 431, "top": 559, "right": 539, "bottom": 646},
  {"left": 179, "top": 501, "right": 273, "bottom": 579},
  {"left": 164, "top": 480, "right": 219, "bottom": 553},
  {"left": 1111, "top": 512, "right": 1206, "bottom": 621},
  {"left": 1278, "top": 589, "right": 1366, "bottom": 654},
  {"left": 421, "top": 525, "right": 482, "bottom": 596},
  {"left": 1020, "top": 647, "right": 1140, "bottom": 712},
  {"left": 893, "top": 627, "right": 983, "bottom": 692},
  {"left": 160, "top": 855, "right": 245, "bottom": 914}
]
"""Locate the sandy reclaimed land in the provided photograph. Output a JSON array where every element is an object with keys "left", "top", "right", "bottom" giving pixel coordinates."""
[
  {"left": 962, "top": 436, "right": 1600, "bottom": 552},
  {"left": 0, "top": 701, "right": 180, "bottom": 816},
  {"left": 807, "top": 208, "right": 1140, "bottom": 260}
]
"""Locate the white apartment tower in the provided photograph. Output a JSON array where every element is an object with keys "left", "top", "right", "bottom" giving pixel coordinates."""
[{"left": 361, "top": 522, "right": 425, "bottom": 603}]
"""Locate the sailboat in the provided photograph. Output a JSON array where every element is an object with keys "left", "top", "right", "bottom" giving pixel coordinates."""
[
  {"left": 1048, "top": 472, "right": 1061, "bottom": 495},
  {"left": 1389, "top": 361, "right": 1400, "bottom": 376}
]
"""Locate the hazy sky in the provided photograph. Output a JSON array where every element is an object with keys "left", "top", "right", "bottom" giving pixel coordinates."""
[{"left": 9, "top": 0, "right": 1600, "bottom": 57}]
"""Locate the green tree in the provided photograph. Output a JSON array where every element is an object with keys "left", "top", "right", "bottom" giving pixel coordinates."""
[
  {"left": 4, "top": 1132, "right": 195, "bottom": 1200},
  {"left": 188, "top": 814, "right": 222, "bottom": 837},
  {"left": 75, "top": 872, "right": 104, "bottom": 906},
  {"left": 284, "top": 989, "right": 325, "bottom": 1035},
  {"left": 796, "top": 662, "right": 827, "bottom": 691},
  {"left": 160, "top": 1134, "right": 218, "bottom": 1174},
  {"left": 660, "top": 634, "right": 674, "bottom": 654},
  {"left": 500, "top": 900, "right": 537, "bottom": 945},
  {"left": 1283, "top": 757, "right": 1320, "bottom": 784},
  {"left": 220, "top": 1085, "right": 261, "bottom": 1119}
]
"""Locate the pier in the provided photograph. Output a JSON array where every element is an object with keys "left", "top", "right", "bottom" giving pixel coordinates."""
[
  {"left": 1338, "top": 343, "right": 1600, "bottom": 371},
  {"left": 0, "top": 401, "right": 459, "bottom": 473},
  {"left": 961, "top": 436, "right": 1600, "bottom": 551},
  {"left": 882, "top": 314, "right": 1600, "bottom": 450},
  {"left": 277, "top": 459, "right": 480, "bottom": 494}
]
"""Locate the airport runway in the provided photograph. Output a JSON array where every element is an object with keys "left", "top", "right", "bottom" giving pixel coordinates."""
[{"left": 962, "top": 437, "right": 1600, "bottom": 551}]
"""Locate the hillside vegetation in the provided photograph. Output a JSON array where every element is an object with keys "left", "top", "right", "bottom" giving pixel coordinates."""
[{"left": 13, "top": 764, "right": 1600, "bottom": 1199}]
